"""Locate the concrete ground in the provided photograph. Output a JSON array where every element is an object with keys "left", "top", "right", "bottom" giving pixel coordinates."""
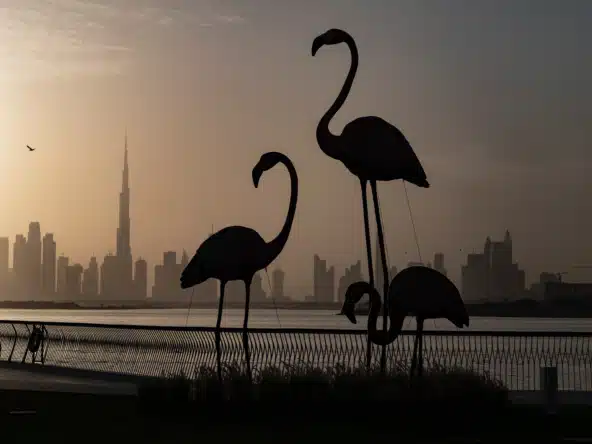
[{"left": 0, "top": 363, "right": 138, "bottom": 395}]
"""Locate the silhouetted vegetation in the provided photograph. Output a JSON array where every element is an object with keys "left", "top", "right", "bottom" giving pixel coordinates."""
[
  {"left": 6, "top": 368, "right": 592, "bottom": 442},
  {"left": 137, "top": 362, "right": 509, "bottom": 432}
]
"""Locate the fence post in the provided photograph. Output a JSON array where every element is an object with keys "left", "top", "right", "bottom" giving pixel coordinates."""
[{"left": 540, "top": 366, "right": 558, "bottom": 414}]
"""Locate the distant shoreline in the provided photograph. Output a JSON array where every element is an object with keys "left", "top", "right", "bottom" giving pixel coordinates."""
[{"left": 0, "top": 299, "right": 591, "bottom": 319}]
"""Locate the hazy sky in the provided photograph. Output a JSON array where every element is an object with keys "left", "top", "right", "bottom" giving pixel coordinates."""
[{"left": 1, "top": 0, "right": 591, "bottom": 296}]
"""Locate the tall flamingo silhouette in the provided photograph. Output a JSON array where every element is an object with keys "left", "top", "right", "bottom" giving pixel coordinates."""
[
  {"left": 312, "top": 28, "right": 430, "bottom": 368},
  {"left": 180, "top": 152, "right": 298, "bottom": 382},
  {"left": 342, "top": 266, "right": 469, "bottom": 378}
]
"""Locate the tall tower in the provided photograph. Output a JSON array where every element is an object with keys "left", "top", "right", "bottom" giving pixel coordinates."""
[
  {"left": 116, "top": 132, "right": 133, "bottom": 298},
  {"left": 117, "top": 133, "right": 132, "bottom": 260},
  {"left": 42, "top": 233, "right": 56, "bottom": 297},
  {"left": 27, "top": 222, "right": 42, "bottom": 297}
]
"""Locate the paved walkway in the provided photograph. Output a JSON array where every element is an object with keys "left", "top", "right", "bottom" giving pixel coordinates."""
[
  {"left": 0, "top": 367, "right": 137, "bottom": 395},
  {"left": 510, "top": 390, "right": 592, "bottom": 406}
]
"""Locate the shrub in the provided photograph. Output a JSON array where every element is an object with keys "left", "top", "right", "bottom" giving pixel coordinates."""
[{"left": 137, "top": 362, "right": 509, "bottom": 432}]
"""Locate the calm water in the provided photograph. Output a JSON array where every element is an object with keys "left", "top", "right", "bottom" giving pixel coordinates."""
[
  {"left": 0, "top": 308, "right": 591, "bottom": 331},
  {"left": 1, "top": 309, "right": 591, "bottom": 390}
]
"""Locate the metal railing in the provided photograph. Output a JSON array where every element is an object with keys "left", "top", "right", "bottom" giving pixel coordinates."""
[{"left": 0, "top": 319, "right": 590, "bottom": 391}]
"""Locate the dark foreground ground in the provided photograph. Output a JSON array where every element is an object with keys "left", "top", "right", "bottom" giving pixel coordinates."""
[{"left": 2, "top": 390, "right": 592, "bottom": 443}]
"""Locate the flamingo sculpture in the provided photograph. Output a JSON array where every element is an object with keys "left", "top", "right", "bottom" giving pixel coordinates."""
[
  {"left": 180, "top": 152, "right": 298, "bottom": 382},
  {"left": 312, "top": 28, "right": 430, "bottom": 367},
  {"left": 341, "top": 266, "right": 469, "bottom": 378}
]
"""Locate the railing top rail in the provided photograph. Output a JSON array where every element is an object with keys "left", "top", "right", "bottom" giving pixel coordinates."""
[{"left": 0, "top": 319, "right": 591, "bottom": 337}]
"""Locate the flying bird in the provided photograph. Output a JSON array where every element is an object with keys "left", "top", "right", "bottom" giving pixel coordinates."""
[{"left": 27, "top": 145, "right": 35, "bottom": 151}]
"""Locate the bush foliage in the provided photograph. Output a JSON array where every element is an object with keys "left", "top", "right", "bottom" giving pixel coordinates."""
[{"left": 138, "top": 362, "right": 509, "bottom": 429}]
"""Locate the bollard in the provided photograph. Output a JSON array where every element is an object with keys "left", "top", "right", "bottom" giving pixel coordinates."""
[{"left": 540, "top": 366, "right": 558, "bottom": 415}]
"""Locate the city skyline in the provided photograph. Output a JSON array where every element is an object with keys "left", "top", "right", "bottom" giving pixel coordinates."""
[
  {"left": 0, "top": 201, "right": 570, "bottom": 301},
  {"left": 1, "top": 1, "right": 591, "bottom": 294},
  {"left": 0, "top": 137, "right": 585, "bottom": 298}
]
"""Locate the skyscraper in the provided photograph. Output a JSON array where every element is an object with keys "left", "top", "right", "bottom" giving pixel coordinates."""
[
  {"left": 56, "top": 255, "right": 69, "bottom": 298},
  {"left": 13, "top": 234, "right": 27, "bottom": 293},
  {"left": 134, "top": 258, "right": 147, "bottom": 299},
  {"left": 0, "top": 237, "right": 9, "bottom": 280},
  {"left": 272, "top": 269, "right": 285, "bottom": 300},
  {"left": 42, "top": 233, "right": 56, "bottom": 297},
  {"left": 83, "top": 257, "right": 99, "bottom": 298},
  {"left": 26, "top": 222, "right": 42, "bottom": 297},
  {"left": 116, "top": 133, "right": 133, "bottom": 298}
]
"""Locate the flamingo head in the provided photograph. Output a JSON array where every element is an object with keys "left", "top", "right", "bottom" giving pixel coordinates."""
[
  {"left": 341, "top": 282, "right": 369, "bottom": 325},
  {"left": 341, "top": 299, "right": 357, "bottom": 324},
  {"left": 252, "top": 152, "right": 282, "bottom": 187},
  {"left": 312, "top": 29, "right": 349, "bottom": 56}
]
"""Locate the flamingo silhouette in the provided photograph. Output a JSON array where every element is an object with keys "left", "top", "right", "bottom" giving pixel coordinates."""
[
  {"left": 342, "top": 266, "right": 469, "bottom": 378},
  {"left": 312, "top": 28, "right": 430, "bottom": 368},
  {"left": 180, "top": 152, "right": 298, "bottom": 382}
]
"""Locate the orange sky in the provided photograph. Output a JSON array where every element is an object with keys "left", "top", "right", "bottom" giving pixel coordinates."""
[{"left": 1, "top": 0, "right": 592, "bottom": 296}]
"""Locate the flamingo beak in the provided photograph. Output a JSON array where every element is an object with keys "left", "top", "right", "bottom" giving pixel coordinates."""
[
  {"left": 252, "top": 169, "right": 262, "bottom": 187},
  {"left": 311, "top": 36, "right": 323, "bottom": 56},
  {"left": 342, "top": 302, "right": 357, "bottom": 324}
]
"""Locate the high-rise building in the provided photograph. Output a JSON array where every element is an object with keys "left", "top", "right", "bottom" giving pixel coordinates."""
[
  {"left": 313, "top": 254, "right": 334, "bottom": 302},
  {"left": 251, "top": 273, "right": 267, "bottom": 302},
  {"left": 116, "top": 133, "right": 133, "bottom": 298},
  {"left": 83, "top": 257, "right": 99, "bottom": 298},
  {"left": 56, "top": 255, "right": 69, "bottom": 297},
  {"left": 42, "top": 233, "right": 56, "bottom": 297},
  {"left": 272, "top": 269, "right": 285, "bottom": 300},
  {"left": 433, "top": 253, "right": 446, "bottom": 277},
  {"left": 134, "top": 258, "right": 148, "bottom": 299},
  {"left": 100, "top": 254, "right": 119, "bottom": 299},
  {"left": 26, "top": 222, "right": 42, "bottom": 297},
  {"left": 337, "top": 260, "right": 363, "bottom": 303},
  {"left": 461, "top": 231, "right": 525, "bottom": 301},
  {"left": 152, "top": 251, "right": 185, "bottom": 301},
  {"left": 13, "top": 234, "right": 27, "bottom": 291},
  {"left": 66, "top": 264, "right": 83, "bottom": 300},
  {"left": 0, "top": 237, "right": 9, "bottom": 280}
]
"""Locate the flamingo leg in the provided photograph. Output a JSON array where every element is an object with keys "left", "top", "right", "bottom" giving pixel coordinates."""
[
  {"left": 215, "top": 281, "right": 226, "bottom": 383},
  {"left": 243, "top": 278, "right": 252, "bottom": 383},
  {"left": 370, "top": 180, "right": 390, "bottom": 373},
  {"left": 417, "top": 318, "right": 424, "bottom": 377},
  {"left": 360, "top": 178, "right": 374, "bottom": 369},
  {"left": 410, "top": 326, "right": 420, "bottom": 379}
]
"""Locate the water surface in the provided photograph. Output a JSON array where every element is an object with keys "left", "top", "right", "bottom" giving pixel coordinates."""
[{"left": 0, "top": 308, "right": 590, "bottom": 331}]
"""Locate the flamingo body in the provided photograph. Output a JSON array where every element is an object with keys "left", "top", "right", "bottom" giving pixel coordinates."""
[
  {"left": 180, "top": 151, "right": 299, "bottom": 382},
  {"left": 342, "top": 266, "right": 469, "bottom": 377},
  {"left": 389, "top": 266, "right": 469, "bottom": 328},
  {"left": 313, "top": 29, "right": 430, "bottom": 370},
  {"left": 339, "top": 116, "right": 429, "bottom": 186},
  {"left": 181, "top": 226, "right": 267, "bottom": 288}
]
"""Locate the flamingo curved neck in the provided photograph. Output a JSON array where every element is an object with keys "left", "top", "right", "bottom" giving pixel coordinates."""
[
  {"left": 367, "top": 290, "right": 405, "bottom": 346},
  {"left": 264, "top": 158, "right": 298, "bottom": 267},
  {"left": 316, "top": 34, "right": 358, "bottom": 159}
]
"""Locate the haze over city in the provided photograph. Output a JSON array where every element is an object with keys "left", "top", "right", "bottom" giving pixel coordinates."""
[{"left": 1, "top": 0, "right": 591, "bottom": 296}]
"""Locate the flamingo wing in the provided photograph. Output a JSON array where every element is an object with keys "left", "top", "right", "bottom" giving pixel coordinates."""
[
  {"left": 195, "top": 226, "right": 266, "bottom": 279},
  {"left": 341, "top": 116, "right": 428, "bottom": 185}
]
